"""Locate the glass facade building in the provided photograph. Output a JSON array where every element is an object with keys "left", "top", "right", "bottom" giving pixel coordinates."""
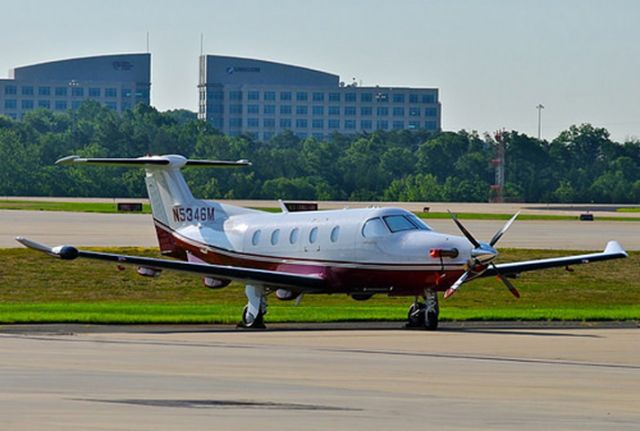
[
  {"left": 0, "top": 53, "right": 151, "bottom": 119},
  {"left": 198, "top": 55, "right": 441, "bottom": 140}
]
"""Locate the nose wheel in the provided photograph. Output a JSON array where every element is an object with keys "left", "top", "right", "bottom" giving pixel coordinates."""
[{"left": 406, "top": 289, "right": 439, "bottom": 330}]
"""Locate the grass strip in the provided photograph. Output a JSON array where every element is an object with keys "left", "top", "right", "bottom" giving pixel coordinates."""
[{"left": 0, "top": 200, "right": 151, "bottom": 214}]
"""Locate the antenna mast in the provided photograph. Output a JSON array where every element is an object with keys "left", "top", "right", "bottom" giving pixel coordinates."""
[{"left": 490, "top": 130, "right": 506, "bottom": 203}]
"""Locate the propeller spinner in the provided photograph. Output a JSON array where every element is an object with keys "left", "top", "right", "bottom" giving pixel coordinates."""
[{"left": 444, "top": 211, "right": 520, "bottom": 299}]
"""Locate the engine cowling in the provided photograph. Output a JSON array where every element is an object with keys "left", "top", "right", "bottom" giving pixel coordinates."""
[
  {"left": 203, "top": 277, "right": 231, "bottom": 289},
  {"left": 275, "top": 289, "right": 298, "bottom": 301},
  {"left": 350, "top": 293, "right": 374, "bottom": 301}
]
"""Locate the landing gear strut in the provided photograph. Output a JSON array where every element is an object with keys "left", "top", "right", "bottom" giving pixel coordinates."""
[
  {"left": 406, "top": 289, "right": 439, "bottom": 330},
  {"left": 239, "top": 284, "right": 267, "bottom": 329}
]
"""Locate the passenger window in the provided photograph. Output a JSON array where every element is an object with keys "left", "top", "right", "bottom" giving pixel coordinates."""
[
  {"left": 362, "top": 218, "right": 388, "bottom": 238},
  {"left": 251, "top": 230, "right": 261, "bottom": 246},
  {"left": 289, "top": 228, "right": 299, "bottom": 244},
  {"left": 271, "top": 229, "right": 280, "bottom": 245},
  {"left": 330, "top": 226, "right": 340, "bottom": 243},
  {"left": 309, "top": 227, "right": 318, "bottom": 244}
]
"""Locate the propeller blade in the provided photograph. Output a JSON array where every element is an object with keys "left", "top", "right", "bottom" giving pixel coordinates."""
[
  {"left": 491, "top": 263, "right": 520, "bottom": 298},
  {"left": 447, "top": 210, "right": 480, "bottom": 248},
  {"left": 444, "top": 270, "right": 470, "bottom": 299},
  {"left": 489, "top": 211, "right": 520, "bottom": 247}
]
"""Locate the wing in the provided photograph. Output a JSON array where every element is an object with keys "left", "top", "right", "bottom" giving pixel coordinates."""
[
  {"left": 482, "top": 241, "right": 627, "bottom": 277},
  {"left": 16, "top": 237, "right": 326, "bottom": 293}
]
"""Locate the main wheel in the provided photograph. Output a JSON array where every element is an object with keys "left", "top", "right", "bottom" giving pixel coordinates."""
[
  {"left": 424, "top": 310, "right": 438, "bottom": 331},
  {"left": 424, "top": 291, "right": 439, "bottom": 331},
  {"left": 241, "top": 305, "right": 266, "bottom": 329},
  {"left": 406, "top": 302, "right": 426, "bottom": 328}
]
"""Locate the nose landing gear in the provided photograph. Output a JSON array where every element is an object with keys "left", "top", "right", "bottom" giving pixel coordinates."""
[{"left": 406, "top": 289, "right": 439, "bottom": 330}]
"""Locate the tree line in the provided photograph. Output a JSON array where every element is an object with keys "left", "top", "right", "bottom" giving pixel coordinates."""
[{"left": 1, "top": 101, "right": 639, "bottom": 203}]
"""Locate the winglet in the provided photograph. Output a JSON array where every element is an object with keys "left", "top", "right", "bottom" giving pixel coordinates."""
[
  {"left": 16, "top": 237, "right": 78, "bottom": 260},
  {"left": 604, "top": 240, "right": 627, "bottom": 257}
]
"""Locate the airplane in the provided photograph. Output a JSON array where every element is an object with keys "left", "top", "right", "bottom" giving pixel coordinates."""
[{"left": 16, "top": 154, "right": 628, "bottom": 330}]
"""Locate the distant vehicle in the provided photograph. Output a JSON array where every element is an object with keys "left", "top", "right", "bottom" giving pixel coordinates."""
[{"left": 17, "top": 155, "right": 628, "bottom": 329}]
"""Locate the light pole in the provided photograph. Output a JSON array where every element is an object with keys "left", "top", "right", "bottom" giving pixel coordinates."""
[
  {"left": 69, "top": 80, "right": 79, "bottom": 139},
  {"left": 536, "top": 104, "right": 544, "bottom": 140}
]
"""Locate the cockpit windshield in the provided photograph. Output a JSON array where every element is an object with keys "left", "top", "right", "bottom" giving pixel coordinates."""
[{"left": 383, "top": 214, "right": 431, "bottom": 233}]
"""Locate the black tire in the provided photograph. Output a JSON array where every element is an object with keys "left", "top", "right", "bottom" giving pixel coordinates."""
[
  {"left": 424, "top": 311, "right": 438, "bottom": 331},
  {"left": 406, "top": 303, "right": 426, "bottom": 328},
  {"left": 241, "top": 305, "right": 266, "bottom": 329}
]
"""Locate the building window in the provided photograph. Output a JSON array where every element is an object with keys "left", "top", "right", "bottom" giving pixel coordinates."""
[
  {"left": 89, "top": 88, "right": 100, "bottom": 97},
  {"left": 296, "top": 92, "right": 308, "bottom": 101},
  {"left": 248, "top": 104, "right": 259, "bottom": 114},
  {"left": 344, "top": 106, "right": 356, "bottom": 116},
  {"left": 409, "top": 121, "right": 420, "bottom": 129},
  {"left": 55, "top": 100, "right": 67, "bottom": 110},
  {"left": 229, "top": 90, "right": 242, "bottom": 101},
  {"left": 209, "top": 117, "right": 223, "bottom": 128},
  {"left": 296, "top": 105, "right": 308, "bottom": 115},
  {"left": 280, "top": 118, "right": 292, "bottom": 128},
  {"left": 361, "top": 93, "right": 372, "bottom": 102},
  {"left": 55, "top": 87, "right": 67, "bottom": 97},
  {"left": 360, "top": 106, "right": 372, "bottom": 116},
  {"left": 74, "top": 101, "right": 84, "bottom": 110},
  {"left": 248, "top": 90, "right": 259, "bottom": 100},
  {"left": 345, "top": 93, "right": 356, "bottom": 102},
  {"left": 376, "top": 106, "right": 388, "bottom": 116},
  {"left": 4, "top": 99, "right": 16, "bottom": 109},
  {"left": 21, "top": 86, "right": 34, "bottom": 96},
  {"left": 280, "top": 105, "right": 292, "bottom": 114},
  {"left": 376, "top": 119, "right": 388, "bottom": 129},
  {"left": 208, "top": 104, "right": 224, "bottom": 114},
  {"left": 280, "top": 91, "right": 292, "bottom": 101},
  {"left": 328, "top": 106, "right": 340, "bottom": 116},
  {"left": 38, "top": 87, "right": 50, "bottom": 96},
  {"left": 263, "top": 118, "right": 276, "bottom": 128},
  {"left": 393, "top": 94, "right": 405, "bottom": 103},
  {"left": 208, "top": 90, "right": 223, "bottom": 101},
  {"left": 425, "top": 120, "right": 438, "bottom": 130},
  {"left": 425, "top": 107, "right": 438, "bottom": 117},
  {"left": 393, "top": 107, "right": 405, "bottom": 117},
  {"left": 409, "top": 107, "right": 421, "bottom": 117},
  {"left": 375, "top": 93, "right": 388, "bottom": 102},
  {"left": 392, "top": 120, "right": 404, "bottom": 129},
  {"left": 345, "top": 119, "right": 356, "bottom": 129},
  {"left": 230, "top": 104, "right": 242, "bottom": 114},
  {"left": 264, "top": 105, "right": 276, "bottom": 115},
  {"left": 328, "top": 119, "right": 340, "bottom": 129},
  {"left": 248, "top": 118, "right": 259, "bottom": 128},
  {"left": 295, "top": 119, "right": 308, "bottom": 128},
  {"left": 105, "top": 101, "right": 117, "bottom": 110},
  {"left": 72, "top": 87, "right": 84, "bottom": 97},
  {"left": 229, "top": 117, "right": 242, "bottom": 128},
  {"left": 409, "top": 94, "right": 419, "bottom": 103},
  {"left": 312, "top": 106, "right": 324, "bottom": 116},
  {"left": 312, "top": 119, "right": 324, "bottom": 129},
  {"left": 263, "top": 132, "right": 274, "bottom": 141},
  {"left": 296, "top": 132, "right": 307, "bottom": 139},
  {"left": 312, "top": 132, "right": 324, "bottom": 140},
  {"left": 312, "top": 92, "right": 324, "bottom": 102},
  {"left": 264, "top": 91, "right": 276, "bottom": 101},
  {"left": 4, "top": 85, "right": 16, "bottom": 95},
  {"left": 105, "top": 88, "right": 117, "bottom": 97},
  {"left": 38, "top": 100, "right": 50, "bottom": 109},
  {"left": 361, "top": 119, "right": 372, "bottom": 130},
  {"left": 21, "top": 100, "right": 34, "bottom": 110},
  {"left": 422, "top": 94, "right": 435, "bottom": 104},
  {"left": 328, "top": 92, "right": 340, "bottom": 102}
]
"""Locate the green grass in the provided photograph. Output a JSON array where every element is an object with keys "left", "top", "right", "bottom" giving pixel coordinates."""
[
  {"left": 0, "top": 247, "right": 638, "bottom": 324},
  {"left": 617, "top": 207, "right": 640, "bottom": 213},
  {"left": 0, "top": 199, "right": 151, "bottom": 214}
]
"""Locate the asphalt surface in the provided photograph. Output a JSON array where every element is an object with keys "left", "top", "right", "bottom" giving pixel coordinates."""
[
  {"left": 3, "top": 209, "right": 640, "bottom": 250},
  {"left": 1, "top": 324, "right": 638, "bottom": 430}
]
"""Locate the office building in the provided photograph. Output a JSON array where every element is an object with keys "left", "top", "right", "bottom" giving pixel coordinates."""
[
  {"left": 198, "top": 55, "right": 441, "bottom": 140},
  {"left": 0, "top": 53, "right": 150, "bottom": 119}
]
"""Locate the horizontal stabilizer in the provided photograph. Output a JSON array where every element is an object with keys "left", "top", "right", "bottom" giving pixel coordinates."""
[{"left": 55, "top": 155, "right": 251, "bottom": 169}]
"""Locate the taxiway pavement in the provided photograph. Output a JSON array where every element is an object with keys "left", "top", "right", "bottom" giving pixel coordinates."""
[
  {"left": 3, "top": 209, "right": 639, "bottom": 250},
  {"left": 1, "top": 325, "right": 638, "bottom": 430}
]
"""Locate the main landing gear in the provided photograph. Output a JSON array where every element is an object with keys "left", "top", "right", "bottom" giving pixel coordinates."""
[
  {"left": 406, "top": 289, "right": 439, "bottom": 330},
  {"left": 239, "top": 284, "right": 268, "bottom": 329}
]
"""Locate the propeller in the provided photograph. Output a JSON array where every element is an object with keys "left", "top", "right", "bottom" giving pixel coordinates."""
[{"left": 444, "top": 211, "right": 520, "bottom": 299}]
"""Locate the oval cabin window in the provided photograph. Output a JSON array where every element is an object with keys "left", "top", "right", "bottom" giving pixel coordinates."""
[
  {"left": 289, "top": 228, "right": 299, "bottom": 244},
  {"left": 330, "top": 226, "right": 340, "bottom": 242},
  {"left": 252, "top": 230, "right": 261, "bottom": 246},
  {"left": 309, "top": 227, "right": 319, "bottom": 244},
  {"left": 271, "top": 229, "right": 280, "bottom": 246}
]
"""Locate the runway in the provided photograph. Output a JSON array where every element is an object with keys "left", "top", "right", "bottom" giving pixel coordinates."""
[
  {"left": 1, "top": 325, "right": 638, "bottom": 430},
  {"left": 3, "top": 209, "right": 640, "bottom": 250}
]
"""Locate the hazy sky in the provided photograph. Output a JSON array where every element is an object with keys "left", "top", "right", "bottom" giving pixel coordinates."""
[{"left": 2, "top": 0, "right": 639, "bottom": 141}]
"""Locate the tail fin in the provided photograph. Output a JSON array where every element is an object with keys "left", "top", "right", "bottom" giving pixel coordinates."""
[{"left": 56, "top": 154, "right": 250, "bottom": 254}]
